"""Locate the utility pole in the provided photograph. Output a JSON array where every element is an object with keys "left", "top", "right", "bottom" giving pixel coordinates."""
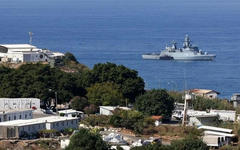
[
  {"left": 182, "top": 93, "right": 192, "bottom": 126},
  {"left": 55, "top": 91, "right": 58, "bottom": 113},
  {"left": 29, "top": 32, "right": 33, "bottom": 45}
]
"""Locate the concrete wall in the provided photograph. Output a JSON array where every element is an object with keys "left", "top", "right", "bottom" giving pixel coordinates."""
[
  {"left": 18, "top": 123, "right": 46, "bottom": 137},
  {"left": 47, "top": 119, "right": 79, "bottom": 131},
  {"left": 0, "top": 98, "right": 40, "bottom": 110},
  {"left": 0, "top": 110, "right": 32, "bottom": 122},
  {"left": 100, "top": 108, "right": 113, "bottom": 115},
  {"left": 189, "top": 116, "right": 218, "bottom": 126}
]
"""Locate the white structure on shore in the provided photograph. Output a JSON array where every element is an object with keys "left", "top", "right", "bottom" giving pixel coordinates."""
[
  {"left": 0, "top": 44, "right": 64, "bottom": 63},
  {"left": 189, "top": 89, "right": 220, "bottom": 99},
  {"left": 0, "top": 116, "right": 79, "bottom": 139},
  {"left": 0, "top": 98, "right": 40, "bottom": 110},
  {"left": 99, "top": 106, "right": 131, "bottom": 116},
  {"left": 0, "top": 109, "right": 33, "bottom": 122}
]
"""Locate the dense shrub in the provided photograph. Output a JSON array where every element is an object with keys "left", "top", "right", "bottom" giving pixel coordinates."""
[
  {"left": 81, "top": 115, "right": 110, "bottom": 127},
  {"left": 109, "top": 109, "right": 154, "bottom": 134},
  {"left": 65, "top": 128, "right": 109, "bottom": 150}
]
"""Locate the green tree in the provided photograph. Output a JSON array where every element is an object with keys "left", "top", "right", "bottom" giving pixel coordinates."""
[
  {"left": 87, "top": 82, "right": 125, "bottom": 106},
  {"left": 70, "top": 96, "right": 89, "bottom": 111},
  {"left": 89, "top": 62, "right": 145, "bottom": 103},
  {"left": 65, "top": 128, "right": 109, "bottom": 150},
  {"left": 0, "top": 64, "right": 86, "bottom": 105},
  {"left": 135, "top": 89, "right": 175, "bottom": 120}
]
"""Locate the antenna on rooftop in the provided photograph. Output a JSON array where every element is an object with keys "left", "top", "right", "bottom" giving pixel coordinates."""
[{"left": 29, "top": 32, "right": 33, "bottom": 45}]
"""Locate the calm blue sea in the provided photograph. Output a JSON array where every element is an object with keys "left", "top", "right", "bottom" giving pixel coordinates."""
[{"left": 0, "top": 0, "right": 240, "bottom": 98}]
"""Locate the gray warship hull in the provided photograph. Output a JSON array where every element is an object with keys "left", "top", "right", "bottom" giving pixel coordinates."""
[
  {"left": 142, "top": 35, "right": 216, "bottom": 61},
  {"left": 142, "top": 53, "right": 173, "bottom": 60}
]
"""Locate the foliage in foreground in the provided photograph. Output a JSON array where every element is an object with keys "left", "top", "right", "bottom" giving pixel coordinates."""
[{"left": 65, "top": 128, "right": 109, "bottom": 150}]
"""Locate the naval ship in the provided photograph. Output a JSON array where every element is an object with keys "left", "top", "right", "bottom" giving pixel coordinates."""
[{"left": 142, "top": 35, "right": 216, "bottom": 61}]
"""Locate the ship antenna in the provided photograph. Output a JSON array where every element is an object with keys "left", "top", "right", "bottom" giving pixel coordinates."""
[{"left": 29, "top": 32, "right": 33, "bottom": 45}]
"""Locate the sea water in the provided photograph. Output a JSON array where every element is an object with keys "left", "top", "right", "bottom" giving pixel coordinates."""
[{"left": 0, "top": 0, "right": 240, "bottom": 98}]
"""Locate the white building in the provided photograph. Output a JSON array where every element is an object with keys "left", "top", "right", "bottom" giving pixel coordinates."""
[
  {"left": 0, "top": 98, "right": 40, "bottom": 110},
  {"left": 198, "top": 125, "right": 235, "bottom": 146},
  {"left": 0, "top": 109, "right": 33, "bottom": 122},
  {"left": 99, "top": 106, "right": 131, "bottom": 116},
  {"left": 0, "top": 44, "right": 64, "bottom": 63},
  {"left": 189, "top": 89, "right": 220, "bottom": 99},
  {"left": 230, "top": 93, "right": 240, "bottom": 108},
  {"left": 0, "top": 116, "right": 79, "bottom": 139},
  {"left": 172, "top": 109, "right": 236, "bottom": 122},
  {"left": 58, "top": 109, "right": 84, "bottom": 118}
]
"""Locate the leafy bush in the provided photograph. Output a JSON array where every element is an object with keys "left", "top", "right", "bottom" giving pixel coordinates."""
[
  {"left": 70, "top": 96, "right": 89, "bottom": 111},
  {"left": 60, "top": 113, "right": 65, "bottom": 116},
  {"left": 109, "top": 109, "right": 154, "bottom": 134},
  {"left": 65, "top": 128, "right": 109, "bottom": 150},
  {"left": 81, "top": 115, "right": 110, "bottom": 127},
  {"left": 39, "top": 129, "right": 59, "bottom": 138},
  {"left": 191, "top": 96, "right": 233, "bottom": 111},
  {"left": 84, "top": 104, "right": 98, "bottom": 114},
  {"left": 63, "top": 128, "right": 75, "bottom": 135},
  {"left": 171, "top": 137, "right": 209, "bottom": 150}
]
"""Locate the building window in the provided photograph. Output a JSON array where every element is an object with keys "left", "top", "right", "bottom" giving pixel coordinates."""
[
  {"left": 67, "top": 121, "right": 68, "bottom": 126},
  {"left": 71, "top": 120, "right": 73, "bottom": 124},
  {"left": 14, "top": 116, "right": 16, "bottom": 120},
  {"left": 19, "top": 115, "right": 22, "bottom": 119},
  {"left": 62, "top": 122, "right": 64, "bottom": 126},
  {"left": 29, "top": 113, "right": 31, "bottom": 116},
  {"left": 56, "top": 122, "right": 59, "bottom": 127},
  {"left": 0, "top": 118, "right": 1, "bottom": 122},
  {"left": 9, "top": 116, "right": 11, "bottom": 121},
  {"left": 25, "top": 114, "right": 27, "bottom": 118}
]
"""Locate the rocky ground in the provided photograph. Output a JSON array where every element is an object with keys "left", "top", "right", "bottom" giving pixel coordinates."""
[{"left": 0, "top": 139, "right": 60, "bottom": 150}]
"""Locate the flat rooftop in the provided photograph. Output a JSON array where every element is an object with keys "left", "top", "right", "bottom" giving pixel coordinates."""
[
  {"left": 0, "top": 109, "right": 32, "bottom": 114},
  {"left": 58, "top": 109, "right": 83, "bottom": 114},
  {"left": 0, "top": 44, "right": 37, "bottom": 49},
  {"left": 0, "top": 116, "right": 78, "bottom": 127}
]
